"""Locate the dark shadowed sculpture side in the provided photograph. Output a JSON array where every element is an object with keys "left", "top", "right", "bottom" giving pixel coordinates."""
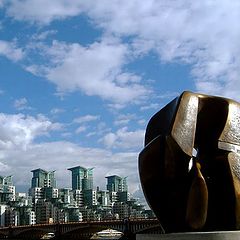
[{"left": 139, "top": 91, "right": 240, "bottom": 233}]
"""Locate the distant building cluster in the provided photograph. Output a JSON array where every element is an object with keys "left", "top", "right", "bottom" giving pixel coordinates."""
[{"left": 0, "top": 166, "right": 155, "bottom": 226}]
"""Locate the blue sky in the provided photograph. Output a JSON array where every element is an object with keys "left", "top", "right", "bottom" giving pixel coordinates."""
[{"left": 0, "top": 1, "right": 240, "bottom": 203}]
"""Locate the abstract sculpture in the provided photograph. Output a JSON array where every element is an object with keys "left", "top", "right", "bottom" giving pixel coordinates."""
[{"left": 139, "top": 91, "right": 240, "bottom": 233}]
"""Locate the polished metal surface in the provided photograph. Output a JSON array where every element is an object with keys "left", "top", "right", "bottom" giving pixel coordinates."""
[{"left": 139, "top": 91, "right": 240, "bottom": 233}]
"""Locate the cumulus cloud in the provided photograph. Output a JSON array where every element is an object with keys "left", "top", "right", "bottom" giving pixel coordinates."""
[
  {"left": 101, "top": 127, "right": 145, "bottom": 150},
  {"left": 82, "top": 0, "right": 240, "bottom": 100},
  {"left": 0, "top": 113, "right": 61, "bottom": 150},
  {"left": 0, "top": 40, "right": 24, "bottom": 61},
  {"left": 6, "top": 0, "right": 240, "bottom": 101},
  {"left": 0, "top": 140, "right": 140, "bottom": 193},
  {"left": 26, "top": 39, "right": 149, "bottom": 104},
  {"left": 0, "top": 112, "right": 141, "bottom": 193}
]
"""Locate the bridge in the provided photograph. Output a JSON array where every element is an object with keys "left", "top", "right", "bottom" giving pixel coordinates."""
[{"left": 0, "top": 219, "right": 163, "bottom": 239}]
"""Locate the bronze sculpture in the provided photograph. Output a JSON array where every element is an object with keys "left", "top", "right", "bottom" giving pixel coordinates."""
[{"left": 139, "top": 91, "right": 240, "bottom": 233}]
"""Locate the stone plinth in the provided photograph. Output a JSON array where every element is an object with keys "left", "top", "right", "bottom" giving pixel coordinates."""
[{"left": 136, "top": 231, "right": 240, "bottom": 240}]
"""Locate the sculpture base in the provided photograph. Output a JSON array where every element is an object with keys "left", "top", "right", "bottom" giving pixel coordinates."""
[{"left": 136, "top": 231, "right": 240, "bottom": 240}]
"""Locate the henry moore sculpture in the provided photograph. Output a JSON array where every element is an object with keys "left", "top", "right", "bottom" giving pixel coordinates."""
[{"left": 139, "top": 91, "right": 240, "bottom": 233}]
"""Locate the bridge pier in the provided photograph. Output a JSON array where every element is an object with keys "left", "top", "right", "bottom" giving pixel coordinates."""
[
  {"left": 54, "top": 223, "right": 61, "bottom": 239},
  {"left": 120, "top": 219, "right": 135, "bottom": 240}
]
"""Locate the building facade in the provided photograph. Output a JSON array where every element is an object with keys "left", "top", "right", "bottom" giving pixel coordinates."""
[
  {"left": 68, "top": 166, "right": 93, "bottom": 191},
  {"left": 31, "top": 169, "right": 56, "bottom": 188}
]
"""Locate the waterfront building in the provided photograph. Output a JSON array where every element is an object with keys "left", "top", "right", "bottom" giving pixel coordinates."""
[
  {"left": 97, "top": 190, "right": 111, "bottom": 207},
  {"left": 44, "top": 187, "right": 59, "bottom": 200},
  {"left": 68, "top": 166, "right": 94, "bottom": 191},
  {"left": 112, "top": 202, "right": 128, "bottom": 219},
  {"left": 127, "top": 199, "right": 145, "bottom": 219},
  {"left": 79, "top": 206, "right": 99, "bottom": 221},
  {"left": 0, "top": 204, "right": 7, "bottom": 226},
  {"left": 109, "top": 191, "right": 118, "bottom": 204},
  {"left": 72, "top": 189, "right": 83, "bottom": 207},
  {"left": 83, "top": 189, "right": 97, "bottom": 207},
  {"left": 30, "top": 187, "right": 44, "bottom": 204},
  {"left": 35, "top": 199, "right": 54, "bottom": 224},
  {"left": 28, "top": 210, "right": 36, "bottom": 225},
  {"left": 117, "top": 191, "right": 130, "bottom": 203},
  {"left": 97, "top": 208, "right": 114, "bottom": 220},
  {"left": 106, "top": 175, "right": 128, "bottom": 192},
  {"left": 55, "top": 208, "right": 67, "bottom": 223},
  {"left": 5, "top": 207, "right": 19, "bottom": 226},
  {"left": 0, "top": 175, "right": 16, "bottom": 202},
  {"left": 68, "top": 207, "right": 83, "bottom": 222},
  {"left": 58, "top": 188, "right": 72, "bottom": 205},
  {"left": 15, "top": 192, "right": 30, "bottom": 206},
  {"left": 31, "top": 169, "right": 56, "bottom": 188},
  {"left": 30, "top": 169, "right": 57, "bottom": 206},
  {"left": 18, "top": 206, "right": 35, "bottom": 225}
]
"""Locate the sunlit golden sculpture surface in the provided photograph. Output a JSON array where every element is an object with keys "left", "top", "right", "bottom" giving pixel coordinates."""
[{"left": 139, "top": 91, "right": 240, "bottom": 232}]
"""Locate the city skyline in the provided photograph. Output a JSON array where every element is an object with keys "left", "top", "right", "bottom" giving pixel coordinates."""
[
  {"left": 0, "top": 1, "right": 240, "bottom": 203},
  {"left": 1, "top": 166, "right": 129, "bottom": 193},
  {"left": 0, "top": 165, "right": 152, "bottom": 227}
]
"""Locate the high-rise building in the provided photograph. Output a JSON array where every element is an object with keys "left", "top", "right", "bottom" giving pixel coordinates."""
[
  {"left": 72, "top": 189, "right": 83, "bottom": 207},
  {"left": 35, "top": 199, "right": 54, "bottom": 224},
  {"left": 0, "top": 204, "right": 7, "bottom": 226},
  {"left": 31, "top": 169, "right": 56, "bottom": 188},
  {"left": 0, "top": 176, "right": 15, "bottom": 202},
  {"left": 58, "top": 188, "right": 72, "bottom": 205},
  {"left": 97, "top": 190, "right": 110, "bottom": 207},
  {"left": 106, "top": 175, "right": 128, "bottom": 192},
  {"left": 68, "top": 166, "right": 93, "bottom": 191},
  {"left": 83, "top": 189, "right": 97, "bottom": 207}
]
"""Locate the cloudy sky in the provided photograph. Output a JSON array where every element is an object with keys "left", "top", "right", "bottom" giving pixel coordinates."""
[{"left": 0, "top": 1, "right": 240, "bottom": 203}]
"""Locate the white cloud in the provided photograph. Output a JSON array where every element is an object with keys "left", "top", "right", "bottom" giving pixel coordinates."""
[
  {"left": 0, "top": 40, "right": 24, "bottom": 61},
  {"left": 101, "top": 127, "right": 145, "bottom": 150},
  {"left": 114, "top": 114, "right": 136, "bottom": 126},
  {"left": 75, "top": 126, "right": 87, "bottom": 134},
  {"left": 50, "top": 108, "right": 65, "bottom": 115},
  {"left": 0, "top": 140, "right": 140, "bottom": 194},
  {"left": 81, "top": 0, "right": 240, "bottom": 100},
  {"left": 0, "top": 113, "right": 61, "bottom": 150},
  {"left": 61, "top": 132, "right": 72, "bottom": 138},
  {"left": 73, "top": 114, "right": 100, "bottom": 124},
  {"left": 140, "top": 103, "right": 160, "bottom": 111},
  {"left": 14, "top": 98, "right": 32, "bottom": 111},
  {"left": 7, "top": 0, "right": 84, "bottom": 24},
  {"left": 26, "top": 39, "right": 149, "bottom": 104},
  {"left": 8, "top": 0, "right": 240, "bottom": 101},
  {"left": 47, "top": 40, "right": 148, "bottom": 103},
  {"left": 31, "top": 30, "right": 57, "bottom": 41},
  {"left": 137, "top": 119, "right": 146, "bottom": 127},
  {"left": 101, "top": 133, "right": 117, "bottom": 148}
]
